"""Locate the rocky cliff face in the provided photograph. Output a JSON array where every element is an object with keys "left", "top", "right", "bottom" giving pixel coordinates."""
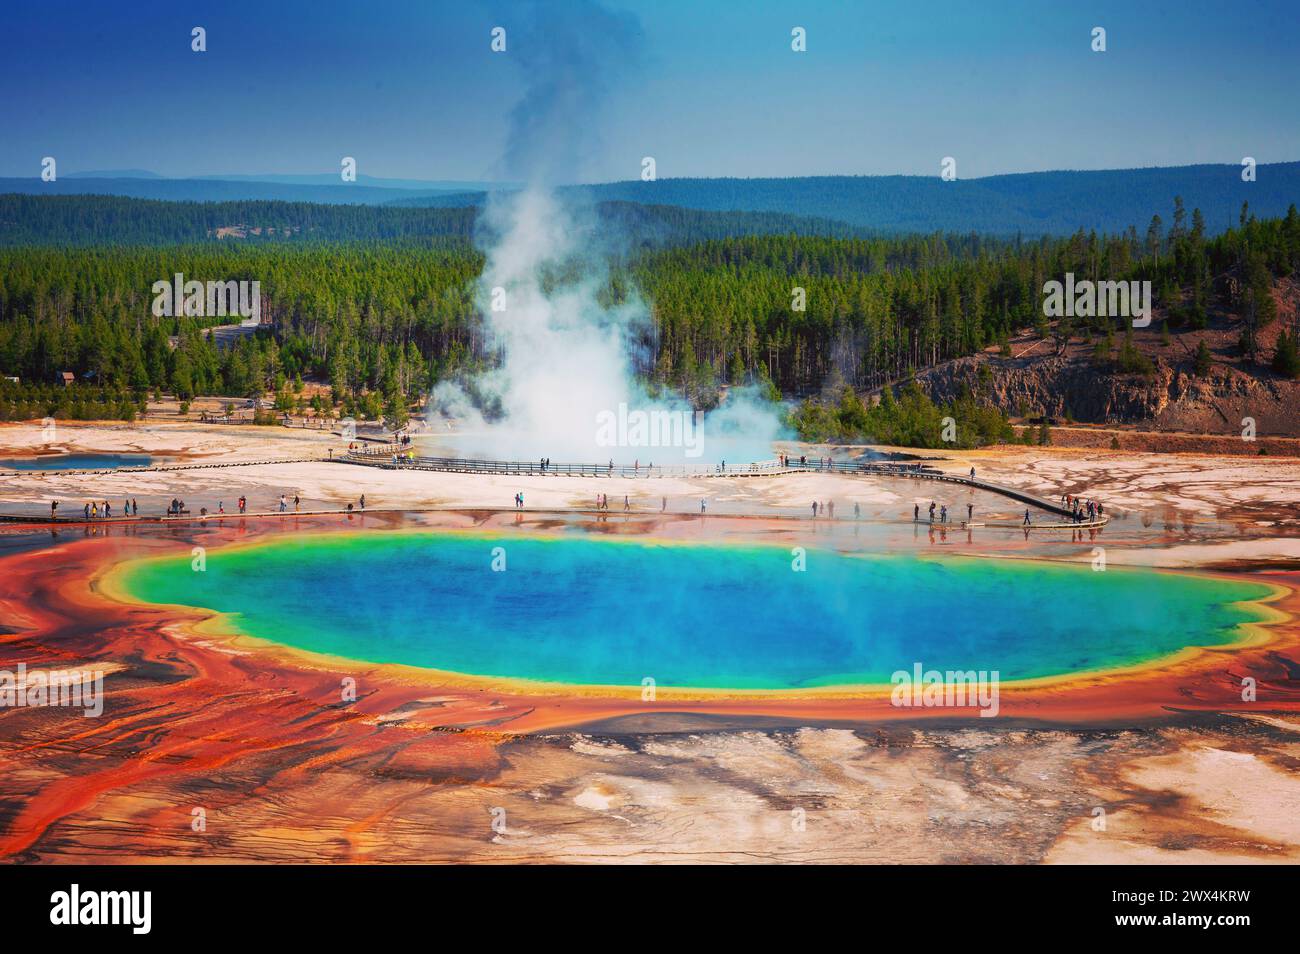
[{"left": 918, "top": 354, "right": 1299, "bottom": 435}]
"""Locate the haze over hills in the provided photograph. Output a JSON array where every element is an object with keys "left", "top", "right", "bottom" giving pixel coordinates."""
[
  {"left": 188, "top": 173, "right": 513, "bottom": 192},
  {"left": 5, "top": 163, "right": 1297, "bottom": 236},
  {"left": 0, "top": 176, "right": 470, "bottom": 207},
  {"left": 0, "top": 194, "right": 873, "bottom": 247},
  {"left": 63, "top": 168, "right": 165, "bottom": 179}
]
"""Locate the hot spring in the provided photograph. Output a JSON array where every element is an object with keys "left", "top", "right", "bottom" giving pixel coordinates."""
[
  {"left": 113, "top": 532, "right": 1273, "bottom": 690},
  {"left": 0, "top": 453, "right": 152, "bottom": 471}
]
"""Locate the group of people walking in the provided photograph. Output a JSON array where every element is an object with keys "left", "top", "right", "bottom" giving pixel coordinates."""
[
  {"left": 915, "top": 501, "right": 952, "bottom": 524},
  {"left": 1062, "top": 493, "right": 1103, "bottom": 523},
  {"left": 782, "top": 454, "right": 834, "bottom": 471},
  {"left": 809, "top": 500, "right": 865, "bottom": 520},
  {"left": 79, "top": 499, "right": 138, "bottom": 520},
  {"left": 913, "top": 500, "right": 978, "bottom": 525},
  {"left": 48, "top": 489, "right": 369, "bottom": 523}
]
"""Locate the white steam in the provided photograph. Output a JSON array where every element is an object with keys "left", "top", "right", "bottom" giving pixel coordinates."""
[{"left": 426, "top": 0, "right": 787, "bottom": 465}]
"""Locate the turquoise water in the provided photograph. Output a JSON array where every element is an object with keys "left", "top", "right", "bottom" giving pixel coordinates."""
[
  {"left": 117, "top": 532, "right": 1272, "bottom": 689},
  {"left": 0, "top": 453, "right": 151, "bottom": 470}
]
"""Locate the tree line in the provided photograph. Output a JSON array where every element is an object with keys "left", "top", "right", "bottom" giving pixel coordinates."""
[{"left": 1, "top": 198, "right": 1297, "bottom": 439}]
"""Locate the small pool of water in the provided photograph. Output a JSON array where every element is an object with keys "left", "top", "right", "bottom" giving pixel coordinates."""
[{"left": 0, "top": 453, "right": 152, "bottom": 471}]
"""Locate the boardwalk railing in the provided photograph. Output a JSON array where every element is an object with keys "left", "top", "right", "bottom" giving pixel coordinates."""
[{"left": 339, "top": 450, "right": 790, "bottom": 479}]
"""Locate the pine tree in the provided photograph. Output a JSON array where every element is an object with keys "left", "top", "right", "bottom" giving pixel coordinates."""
[
  {"left": 1273, "top": 330, "right": 1300, "bottom": 379},
  {"left": 1193, "top": 340, "right": 1212, "bottom": 376}
]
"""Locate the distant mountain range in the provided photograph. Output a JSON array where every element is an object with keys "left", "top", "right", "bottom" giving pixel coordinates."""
[
  {"left": 0, "top": 173, "right": 497, "bottom": 207},
  {"left": 2, "top": 163, "right": 1298, "bottom": 236},
  {"left": 538, "top": 165, "right": 1300, "bottom": 236}
]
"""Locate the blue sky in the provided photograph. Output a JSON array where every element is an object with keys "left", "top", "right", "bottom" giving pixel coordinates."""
[{"left": 2, "top": 0, "right": 1297, "bottom": 181}]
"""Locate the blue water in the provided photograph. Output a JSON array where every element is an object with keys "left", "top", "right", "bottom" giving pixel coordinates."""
[
  {"left": 118, "top": 532, "right": 1272, "bottom": 689},
  {"left": 0, "top": 453, "right": 151, "bottom": 470}
]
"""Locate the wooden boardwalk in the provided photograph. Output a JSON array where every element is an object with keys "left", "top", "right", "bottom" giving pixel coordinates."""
[{"left": 0, "top": 449, "right": 1106, "bottom": 529}]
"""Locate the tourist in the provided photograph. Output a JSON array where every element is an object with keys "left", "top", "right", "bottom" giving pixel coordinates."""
[
  {"left": 131, "top": 498, "right": 138, "bottom": 515},
  {"left": 967, "top": 503, "right": 973, "bottom": 522},
  {"left": 928, "top": 501, "right": 936, "bottom": 522},
  {"left": 913, "top": 503, "right": 919, "bottom": 521},
  {"left": 812, "top": 501, "right": 818, "bottom": 518},
  {"left": 700, "top": 499, "right": 707, "bottom": 514},
  {"left": 854, "top": 502, "right": 861, "bottom": 520},
  {"left": 1023, "top": 509, "right": 1031, "bottom": 526},
  {"left": 238, "top": 495, "right": 246, "bottom": 514},
  {"left": 218, "top": 501, "right": 225, "bottom": 514},
  {"left": 294, "top": 495, "right": 300, "bottom": 512},
  {"left": 939, "top": 504, "right": 947, "bottom": 524},
  {"left": 828, "top": 501, "right": 835, "bottom": 519},
  {"left": 624, "top": 495, "right": 630, "bottom": 511},
  {"left": 104, "top": 501, "right": 111, "bottom": 518},
  {"left": 83, "top": 502, "right": 90, "bottom": 520},
  {"left": 50, "top": 500, "right": 58, "bottom": 519},
  {"left": 360, "top": 494, "right": 366, "bottom": 510},
  {"left": 279, "top": 495, "right": 287, "bottom": 512},
  {"left": 661, "top": 496, "right": 667, "bottom": 512}
]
